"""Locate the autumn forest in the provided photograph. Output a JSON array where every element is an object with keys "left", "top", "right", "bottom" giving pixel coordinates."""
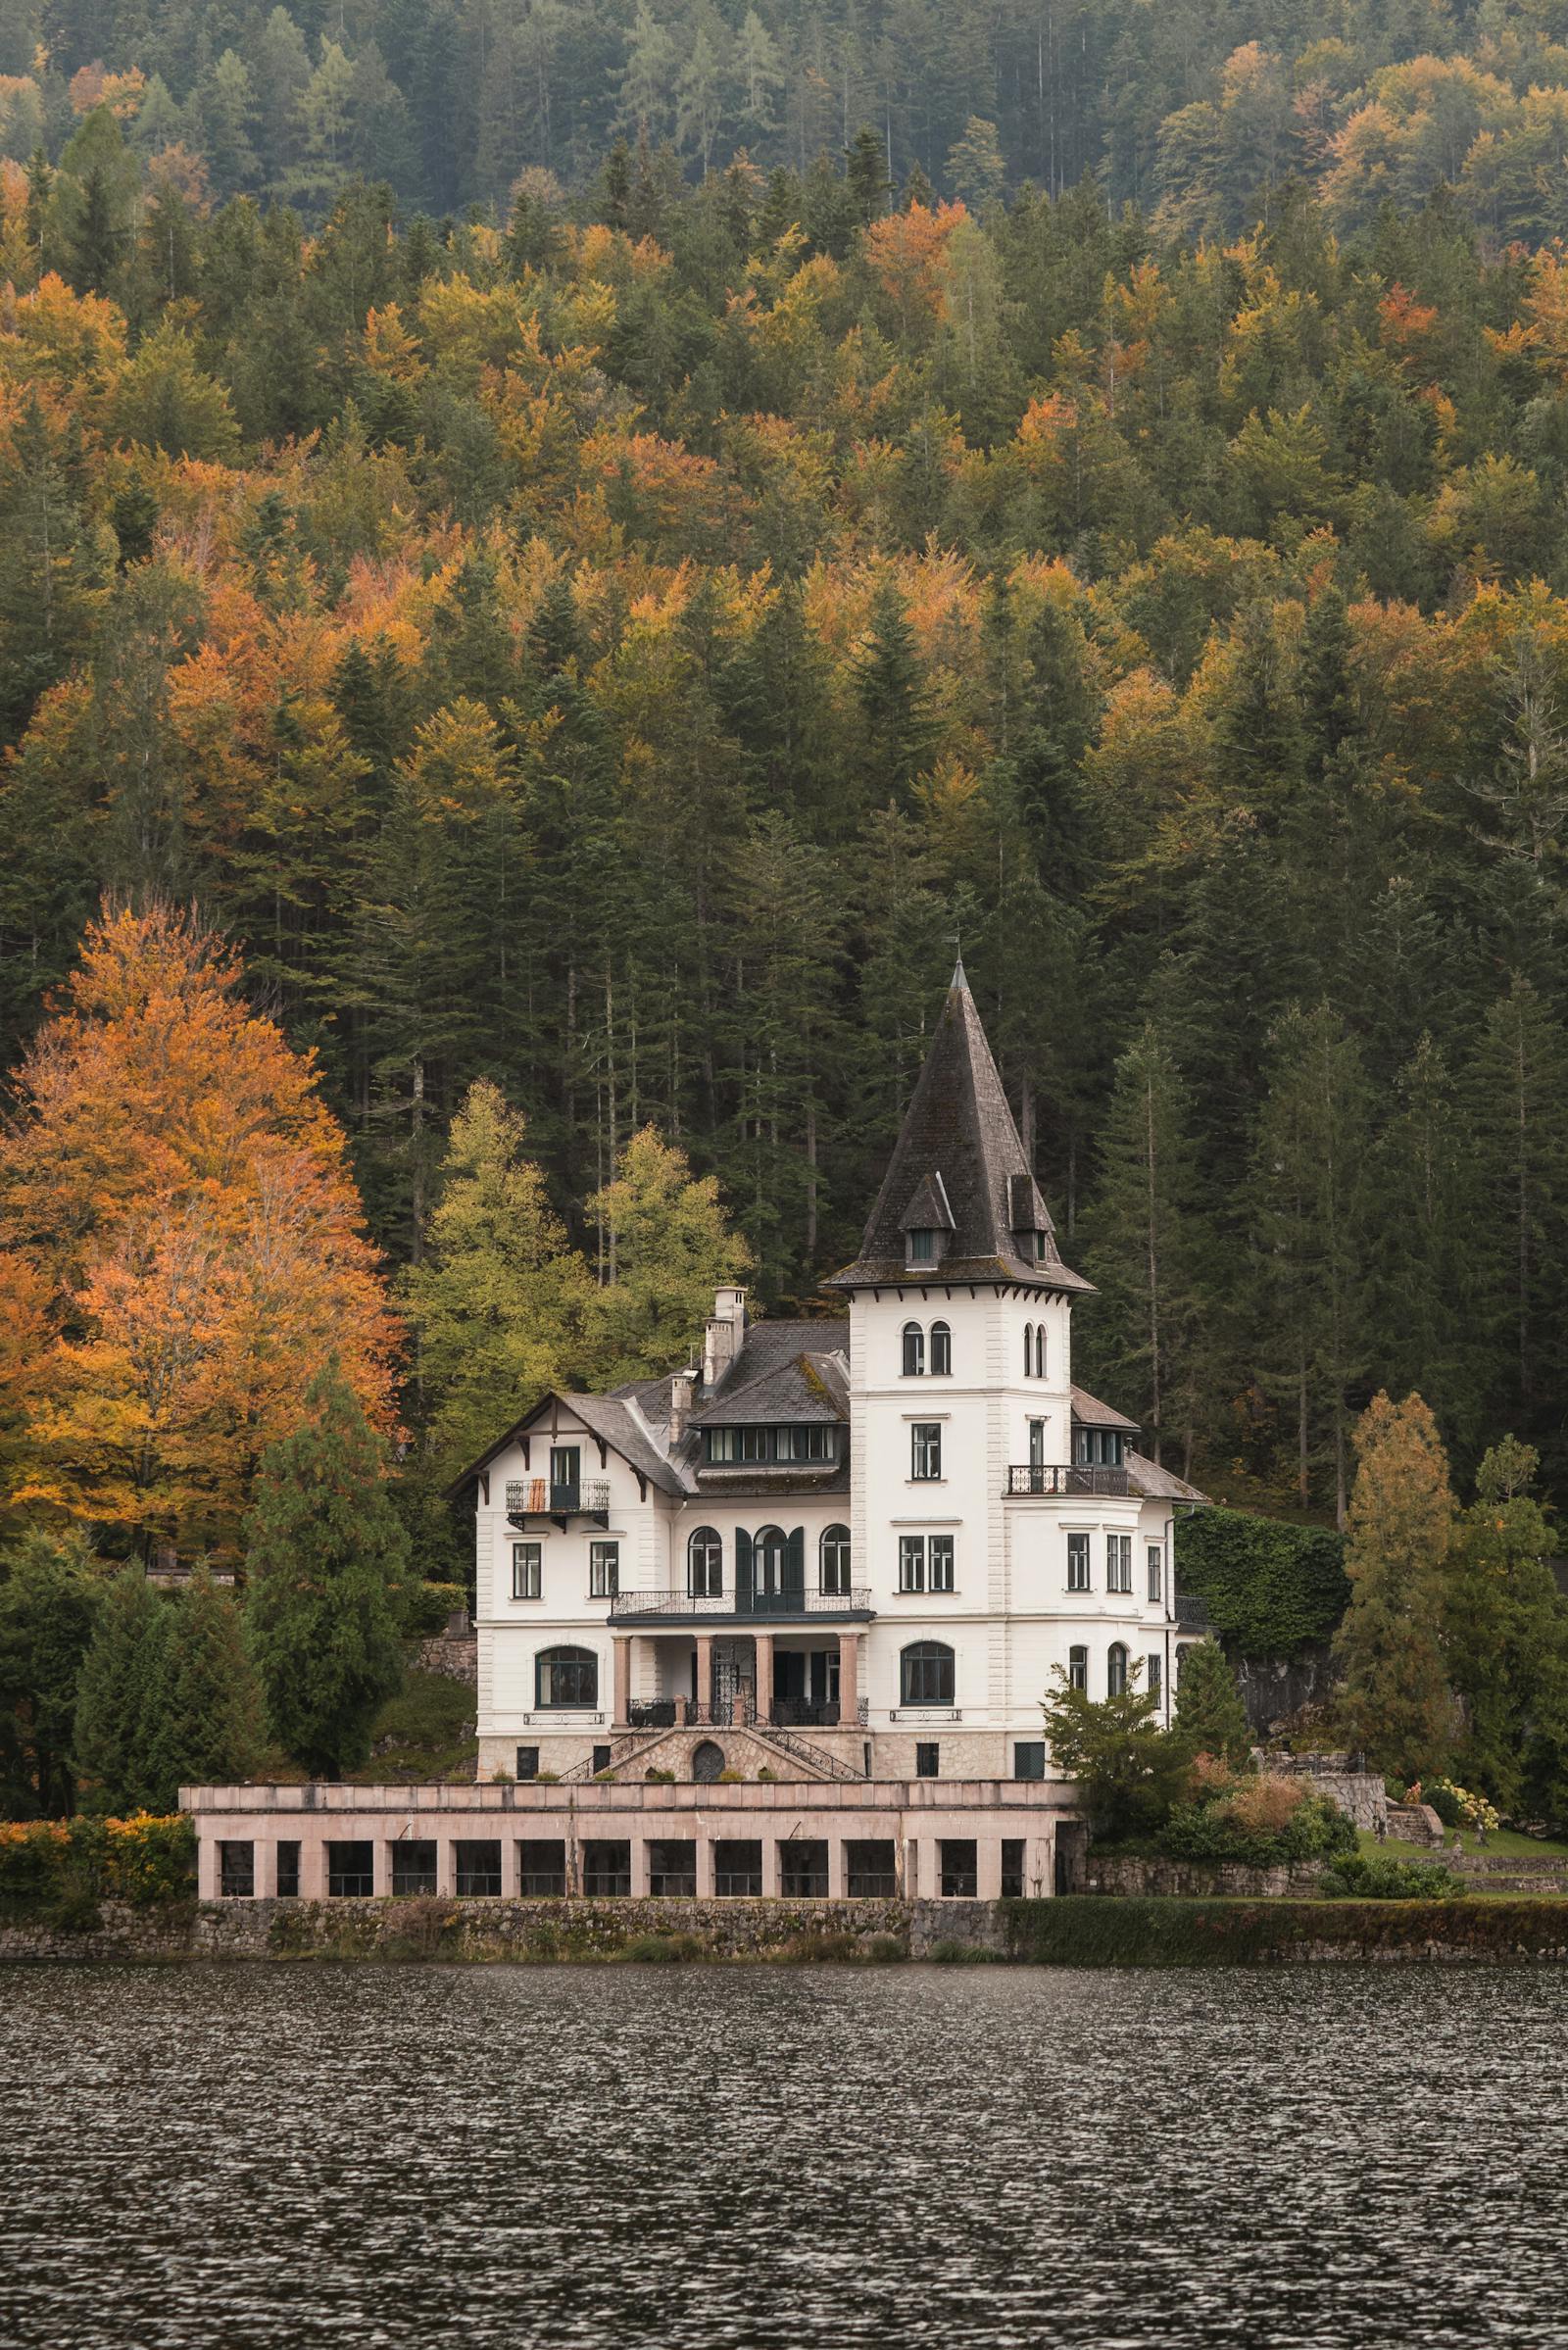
[{"left": 0, "top": 0, "right": 1567, "bottom": 1610}]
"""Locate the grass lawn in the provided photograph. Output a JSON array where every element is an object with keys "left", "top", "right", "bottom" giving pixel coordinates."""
[
  {"left": 348, "top": 1669, "right": 477, "bottom": 1783},
  {"left": 1358, "top": 1827, "right": 1568, "bottom": 1862}
]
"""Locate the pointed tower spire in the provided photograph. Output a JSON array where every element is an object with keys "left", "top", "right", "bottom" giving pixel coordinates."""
[{"left": 831, "top": 972, "right": 1092, "bottom": 1294}]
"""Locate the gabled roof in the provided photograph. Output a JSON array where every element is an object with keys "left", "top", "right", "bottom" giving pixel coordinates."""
[
  {"left": 685, "top": 1318, "right": 850, "bottom": 1427},
  {"left": 444, "top": 1390, "right": 686, "bottom": 1498},
  {"left": 1126, "top": 1452, "right": 1209, "bottom": 1504},
  {"left": 829, "top": 962, "right": 1093, "bottom": 1295}
]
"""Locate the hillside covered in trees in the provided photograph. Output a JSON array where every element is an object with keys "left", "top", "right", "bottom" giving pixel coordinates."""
[{"left": 4, "top": 2, "right": 1568, "bottom": 1536}]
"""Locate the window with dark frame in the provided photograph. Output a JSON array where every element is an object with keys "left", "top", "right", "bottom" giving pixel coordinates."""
[
  {"left": 219, "top": 1841, "right": 254, "bottom": 1898},
  {"left": 392, "top": 1840, "right": 437, "bottom": 1897},
  {"left": 1001, "top": 1839, "right": 1026, "bottom": 1898},
  {"left": 820, "top": 1524, "right": 852, "bottom": 1595},
  {"left": 915, "top": 1740, "right": 940, "bottom": 1777},
  {"left": 581, "top": 1839, "right": 630, "bottom": 1897},
  {"left": 535, "top": 1645, "right": 598, "bottom": 1708},
  {"left": 713, "top": 1839, "right": 762, "bottom": 1896},
  {"left": 455, "top": 1839, "right": 502, "bottom": 1896},
  {"left": 779, "top": 1839, "right": 829, "bottom": 1897},
  {"left": 1148, "top": 1543, "right": 1162, "bottom": 1603},
  {"left": 517, "top": 1839, "right": 566, "bottom": 1896},
  {"left": 589, "top": 1541, "right": 618, "bottom": 1597},
  {"left": 1067, "top": 1532, "right": 1091, "bottom": 1591},
  {"left": 930, "top": 1320, "right": 952, "bottom": 1375},
  {"left": 846, "top": 1839, "right": 898, "bottom": 1897},
  {"left": 939, "top": 1839, "right": 977, "bottom": 1897},
  {"left": 901, "top": 1640, "right": 955, "bottom": 1706},
  {"left": 648, "top": 1839, "right": 697, "bottom": 1897},
  {"left": 1068, "top": 1644, "right": 1088, "bottom": 1692},
  {"left": 1013, "top": 1740, "right": 1046, "bottom": 1782},
  {"left": 1148, "top": 1653, "right": 1162, "bottom": 1696},
  {"left": 899, "top": 1534, "right": 926, "bottom": 1592},
  {"left": 512, "top": 1542, "right": 541, "bottom": 1599},
  {"left": 327, "top": 1840, "right": 374, "bottom": 1898},
  {"left": 688, "top": 1526, "right": 723, "bottom": 1597},
  {"left": 1107, "top": 1643, "right": 1129, "bottom": 1697},
  {"left": 591, "top": 1743, "right": 612, "bottom": 1775},
  {"left": 906, "top": 1227, "right": 936, "bottom": 1263},
  {"left": 1107, "top": 1534, "right": 1132, "bottom": 1593},
  {"left": 902, "top": 1320, "right": 925, "bottom": 1377},
  {"left": 928, "top": 1534, "right": 955, "bottom": 1591},
  {"left": 514, "top": 1745, "right": 540, "bottom": 1781},
  {"left": 275, "top": 1841, "right": 300, "bottom": 1899},
  {"left": 910, "top": 1423, "right": 942, "bottom": 1480}
]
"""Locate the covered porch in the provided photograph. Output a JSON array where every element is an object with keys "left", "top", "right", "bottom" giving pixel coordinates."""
[{"left": 611, "top": 1629, "right": 866, "bottom": 1732}]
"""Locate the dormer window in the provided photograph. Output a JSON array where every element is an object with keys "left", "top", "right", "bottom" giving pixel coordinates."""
[
  {"left": 908, "top": 1228, "right": 937, "bottom": 1264},
  {"left": 900, "top": 1171, "right": 954, "bottom": 1271}
]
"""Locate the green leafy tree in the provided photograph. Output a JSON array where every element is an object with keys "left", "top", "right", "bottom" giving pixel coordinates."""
[
  {"left": 584, "top": 1126, "right": 755, "bottom": 1382},
  {"left": 244, "top": 1362, "right": 409, "bottom": 1779},
  {"left": 1334, "top": 1391, "right": 1457, "bottom": 1781},
  {"left": 1040, "top": 1663, "right": 1188, "bottom": 1840},
  {"left": 0, "top": 1531, "right": 99, "bottom": 1817},
  {"left": 1444, "top": 1437, "right": 1568, "bottom": 1818},
  {"left": 1171, "top": 1638, "right": 1252, "bottom": 1768},
  {"left": 72, "top": 1568, "right": 172, "bottom": 1816},
  {"left": 150, "top": 1566, "right": 265, "bottom": 1805},
  {"left": 401, "top": 1081, "right": 593, "bottom": 1472}
]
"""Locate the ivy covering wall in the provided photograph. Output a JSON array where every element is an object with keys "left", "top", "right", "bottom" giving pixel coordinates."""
[{"left": 1174, "top": 1510, "right": 1349, "bottom": 1660}]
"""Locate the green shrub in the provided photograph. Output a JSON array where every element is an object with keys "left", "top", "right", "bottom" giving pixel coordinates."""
[
  {"left": 1162, "top": 1771, "right": 1355, "bottom": 1867},
  {"left": 644, "top": 1767, "right": 675, "bottom": 1783},
  {"left": 864, "top": 1932, "right": 907, "bottom": 1962},
  {"left": 1175, "top": 1508, "right": 1348, "bottom": 1655},
  {"left": 403, "top": 1581, "right": 467, "bottom": 1639},
  {"left": 1423, "top": 1781, "right": 1463, "bottom": 1827},
  {"left": 622, "top": 1931, "right": 705, "bottom": 1963},
  {"left": 1319, "top": 1853, "right": 1464, "bottom": 1900}
]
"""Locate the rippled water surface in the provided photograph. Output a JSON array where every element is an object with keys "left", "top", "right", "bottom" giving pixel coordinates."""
[{"left": 5, "top": 1961, "right": 1568, "bottom": 2349}]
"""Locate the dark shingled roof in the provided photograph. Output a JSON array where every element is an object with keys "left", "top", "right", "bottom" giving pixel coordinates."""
[
  {"left": 687, "top": 1319, "right": 850, "bottom": 1427},
  {"left": 444, "top": 1389, "right": 685, "bottom": 1498},
  {"left": 1126, "top": 1452, "right": 1209, "bottom": 1504},
  {"left": 829, "top": 962, "right": 1093, "bottom": 1296},
  {"left": 1071, "top": 1384, "right": 1141, "bottom": 1434}
]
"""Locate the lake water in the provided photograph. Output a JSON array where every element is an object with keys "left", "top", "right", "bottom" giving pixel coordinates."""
[{"left": 4, "top": 1961, "right": 1567, "bottom": 2349}]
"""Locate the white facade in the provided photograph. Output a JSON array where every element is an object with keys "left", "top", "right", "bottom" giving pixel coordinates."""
[{"left": 466, "top": 968, "right": 1204, "bottom": 1787}]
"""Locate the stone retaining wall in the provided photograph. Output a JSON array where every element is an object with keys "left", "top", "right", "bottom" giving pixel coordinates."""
[
  {"left": 414, "top": 1633, "right": 478, "bottom": 1686},
  {"left": 1082, "top": 1854, "right": 1329, "bottom": 1899}
]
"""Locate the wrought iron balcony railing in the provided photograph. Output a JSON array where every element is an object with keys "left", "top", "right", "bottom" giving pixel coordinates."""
[
  {"left": 609, "top": 1586, "right": 873, "bottom": 1623},
  {"left": 1004, "top": 1464, "right": 1129, "bottom": 1497},
  {"left": 506, "top": 1478, "right": 612, "bottom": 1523}
]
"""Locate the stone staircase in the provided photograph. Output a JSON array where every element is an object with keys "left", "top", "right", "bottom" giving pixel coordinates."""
[{"left": 555, "top": 1718, "right": 866, "bottom": 1786}]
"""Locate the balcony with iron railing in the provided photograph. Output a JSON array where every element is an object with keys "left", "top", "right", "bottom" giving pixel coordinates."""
[
  {"left": 507, "top": 1478, "right": 612, "bottom": 1527},
  {"left": 1004, "top": 1464, "right": 1130, "bottom": 1498},
  {"left": 609, "top": 1586, "right": 874, "bottom": 1626}
]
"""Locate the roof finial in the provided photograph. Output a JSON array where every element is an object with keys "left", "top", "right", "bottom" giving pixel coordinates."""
[{"left": 951, "top": 928, "right": 966, "bottom": 991}]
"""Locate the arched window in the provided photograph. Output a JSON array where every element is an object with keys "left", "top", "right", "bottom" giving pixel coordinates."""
[
  {"left": 902, "top": 1321, "right": 925, "bottom": 1377},
  {"left": 688, "top": 1525, "right": 722, "bottom": 1598},
  {"left": 1106, "top": 1642, "right": 1129, "bottom": 1698},
  {"left": 752, "top": 1525, "right": 788, "bottom": 1601},
  {"left": 536, "top": 1645, "right": 598, "bottom": 1709},
  {"left": 1068, "top": 1644, "right": 1088, "bottom": 1692},
  {"left": 901, "top": 1640, "right": 956, "bottom": 1707},
  {"left": 820, "top": 1524, "right": 852, "bottom": 1596},
  {"left": 1023, "top": 1323, "right": 1034, "bottom": 1379},
  {"left": 1035, "top": 1323, "right": 1048, "bottom": 1379},
  {"left": 930, "top": 1320, "right": 952, "bottom": 1376}
]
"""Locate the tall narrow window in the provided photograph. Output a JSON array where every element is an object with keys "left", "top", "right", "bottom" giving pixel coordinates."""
[
  {"left": 1023, "top": 1324, "right": 1034, "bottom": 1379},
  {"left": 1107, "top": 1535, "right": 1132, "bottom": 1594},
  {"left": 1035, "top": 1323, "right": 1048, "bottom": 1379},
  {"left": 1147, "top": 1653, "right": 1162, "bottom": 1697},
  {"left": 930, "top": 1321, "right": 952, "bottom": 1375},
  {"left": 589, "top": 1541, "right": 618, "bottom": 1597},
  {"left": 1068, "top": 1644, "right": 1088, "bottom": 1691},
  {"left": 820, "top": 1525, "right": 852, "bottom": 1595},
  {"left": 902, "top": 1321, "right": 925, "bottom": 1377},
  {"left": 1148, "top": 1544, "right": 1162, "bottom": 1603},
  {"left": 1106, "top": 1642, "right": 1129, "bottom": 1697},
  {"left": 688, "top": 1526, "right": 722, "bottom": 1598},
  {"left": 1066, "top": 1533, "right": 1091, "bottom": 1591},
  {"left": 910, "top": 1423, "right": 942, "bottom": 1481},
  {"left": 512, "top": 1542, "right": 541, "bottom": 1599},
  {"left": 899, "top": 1535, "right": 926, "bottom": 1592},
  {"left": 928, "top": 1535, "right": 955, "bottom": 1591},
  {"left": 901, "top": 1641, "right": 955, "bottom": 1706},
  {"left": 907, "top": 1228, "right": 936, "bottom": 1263}
]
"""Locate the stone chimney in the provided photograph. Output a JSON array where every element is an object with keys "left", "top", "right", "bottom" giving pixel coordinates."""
[
  {"left": 668, "top": 1370, "right": 694, "bottom": 1443},
  {"left": 702, "top": 1286, "right": 748, "bottom": 1390}
]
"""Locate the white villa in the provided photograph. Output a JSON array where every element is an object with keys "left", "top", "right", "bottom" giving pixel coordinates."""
[{"left": 457, "top": 961, "right": 1206, "bottom": 1789}]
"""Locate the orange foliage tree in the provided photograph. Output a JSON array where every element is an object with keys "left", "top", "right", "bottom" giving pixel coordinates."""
[{"left": 0, "top": 901, "right": 400, "bottom": 1558}]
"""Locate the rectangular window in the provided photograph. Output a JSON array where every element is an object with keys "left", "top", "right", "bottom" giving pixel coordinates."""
[
  {"left": 898, "top": 1535, "right": 926, "bottom": 1591},
  {"left": 1068, "top": 1645, "right": 1088, "bottom": 1692},
  {"left": 391, "top": 1839, "right": 437, "bottom": 1897},
  {"left": 939, "top": 1839, "right": 977, "bottom": 1897},
  {"left": 514, "top": 1744, "right": 539, "bottom": 1781},
  {"left": 1107, "top": 1535, "right": 1132, "bottom": 1594},
  {"left": 219, "top": 1841, "right": 254, "bottom": 1898},
  {"left": 512, "top": 1542, "right": 541, "bottom": 1599},
  {"left": 1148, "top": 1544, "right": 1162, "bottom": 1603},
  {"left": 907, "top": 1228, "right": 936, "bottom": 1262},
  {"left": 581, "top": 1839, "right": 630, "bottom": 1897},
  {"left": 779, "top": 1839, "right": 829, "bottom": 1898},
  {"left": 1013, "top": 1740, "right": 1046, "bottom": 1782},
  {"left": 915, "top": 1740, "right": 940, "bottom": 1779},
  {"left": 773, "top": 1426, "right": 836, "bottom": 1461},
  {"left": 846, "top": 1839, "right": 898, "bottom": 1897},
  {"left": 1067, "top": 1533, "right": 1091, "bottom": 1591},
  {"left": 591, "top": 1743, "right": 612, "bottom": 1775},
  {"left": 589, "top": 1542, "right": 618, "bottom": 1597},
  {"left": 455, "top": 1839, "right": 502, "bottom": 1897},
  {"left": 647, "top": 1839, "right": 697, "bottom": 1897},
  {"left": 910, "top": 1423, "right": 942, "bottom": 1481},
  {"left": 1148, "top": 1653, "right": 1163, "bottom": 1696},
  {"left": 928, "top": 1535, "right": 955, "bottom": 1592},
  {"left": 275, "top": 1841, "right": 300, "bottom": 1900},
  {"left": 1001, "top": 1838, "right": 1026, "bottom": 1899},
  {"left": 713, "top": 1839, "right": 762, "bottom": 1897},
  {"left": 327, "top": 1840, "right": 374, "bottom": 1898},
  {"left": 517, "top": 1839, "right": 566, "bottom": 1896}
]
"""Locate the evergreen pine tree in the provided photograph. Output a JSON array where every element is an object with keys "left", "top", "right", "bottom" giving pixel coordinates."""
[
  {"left": 846, "top": 124, "right": 892, "bottom": 221},
  {"left": 1172, "top": 1639, "right": 1251, "bottom": 1767},
  {"left": 1443, "top": 1437, "right": 1568, "bottom": 1817},
  {"left": 0, "top": 1531, "right": 99, "bottom": 1817},
  {"left": 149, "top": 1566, "right": 265, "bottom": 1806},
  {"left": 1333, "top": 1391, "right": 1457, "bottom": 1781},
  {"left": 244, "top": 1362, "right": 409, "bottom": 1779},
  {"left": 853, "top": 574, "right": 940, "bottom": 804},
  {"left": 72, "top": 1568, "right": 172, "bottom": 1816}
]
